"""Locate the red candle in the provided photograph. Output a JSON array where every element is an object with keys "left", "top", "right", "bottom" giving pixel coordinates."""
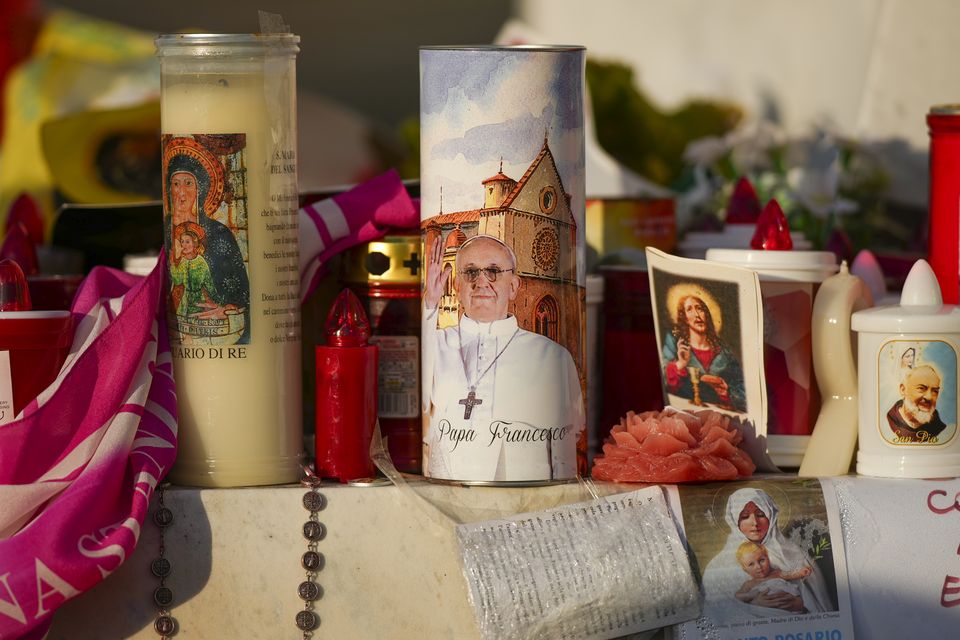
[
  {"left": 0, "top": 259, "right": 72, "bottom": 421},
  {"left": 315, "top": 288, "right": 379, "bottom": 481},
  {"left": 927, "top": 106, "right": 960, "bottom": 304}
]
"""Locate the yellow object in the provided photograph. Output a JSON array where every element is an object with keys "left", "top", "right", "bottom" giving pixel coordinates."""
[
  {"left": 0, "top": 9, "right": 157, "bottom": 234},
  {"left": 343, "top": 234, "right": 421, "bottom": 285},
  {"left": 585, "top": 198, "right": 676, "bottom": 266},
  {"left": 41, "top": 101, "right": 160, "bottom": 204}
]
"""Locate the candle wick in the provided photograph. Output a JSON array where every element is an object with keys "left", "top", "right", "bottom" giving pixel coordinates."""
[{"left": 218, "top": 78, "right": 229, "bottom": 87}]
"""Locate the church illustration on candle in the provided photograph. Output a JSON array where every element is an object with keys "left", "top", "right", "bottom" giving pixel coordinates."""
[{"left": 422, "top": 137, "right": 582, "bottom": 368}]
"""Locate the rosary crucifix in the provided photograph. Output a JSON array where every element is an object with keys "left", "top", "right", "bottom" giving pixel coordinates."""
[{"left": 459, "top": 390, "right": 483, "bottom": 419}]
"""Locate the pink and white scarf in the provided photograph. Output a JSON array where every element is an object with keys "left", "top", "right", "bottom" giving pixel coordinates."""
[{"left": 0, "top": 258, "right": 177, "bottom": 639}]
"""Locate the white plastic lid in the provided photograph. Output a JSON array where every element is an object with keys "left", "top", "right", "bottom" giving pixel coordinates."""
[
  {"left": 123, "top": 253, "right": 160, "bottom": 276},
  {"left": 0, "top": 310, "right": 71, "bottom": 319},
  {"left": 705, "top": 248, "right": 839, "bottom": 283},
  {"left": 680, "top": 225, "right": 812, "bottom": 251},
  {"left": 852, "top": 259, "right": 960, "bottom": 333}
]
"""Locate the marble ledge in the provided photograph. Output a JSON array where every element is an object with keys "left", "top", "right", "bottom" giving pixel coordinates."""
[
  {"left": 46, "top": 479, "right": 620, "bottom": 640},
  {"left": 46, "top": 475, "right": 960, "bottom": 639}
]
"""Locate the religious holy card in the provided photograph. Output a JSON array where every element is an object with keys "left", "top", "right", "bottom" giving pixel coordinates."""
[{"left": 645, "top": 247, "right": 775, "bottom": 471}]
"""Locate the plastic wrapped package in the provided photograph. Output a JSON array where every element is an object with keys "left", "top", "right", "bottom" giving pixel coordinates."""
[
  {"left": 456, "top": 486, "right": 700, "bottom": 640},
  {"left": 372, "top": 435, "right": 702, "bottom": 640}
]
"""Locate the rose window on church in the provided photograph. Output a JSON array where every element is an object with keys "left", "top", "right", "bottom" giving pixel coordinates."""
[
  {"left": 539, "top": 185, "right": 557, "bottom": 214},
  {"left": 532, "top": 228, "right": 559, "bottom": 272}
]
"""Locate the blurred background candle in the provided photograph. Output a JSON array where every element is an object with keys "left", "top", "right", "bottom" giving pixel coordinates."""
[
  {"left": 156, "top": 33, "right": 302, "bottom": 487},
  {"left": 927, "top": 105, "right": 960, "bottom": 305}
]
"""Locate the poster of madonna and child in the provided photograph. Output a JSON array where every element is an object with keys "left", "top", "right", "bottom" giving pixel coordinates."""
[{"left": 668, "top": 478, "right": 854, "bottom": 640}]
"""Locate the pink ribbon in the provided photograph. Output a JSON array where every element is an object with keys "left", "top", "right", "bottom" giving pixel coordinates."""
[{"left": 299, "top": 169, "right": 419, "bottom": 302}]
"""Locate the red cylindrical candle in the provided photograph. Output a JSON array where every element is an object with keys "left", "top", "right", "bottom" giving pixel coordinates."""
[
  {"left": 928, "top": 105, "right": 960, "bottom": 304},
  {"left": 315, "top": 289, "right": 379, "bottom": 482}
]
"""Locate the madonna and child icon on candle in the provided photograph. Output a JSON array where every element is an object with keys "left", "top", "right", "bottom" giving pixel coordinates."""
[{"left": 163, "top": 135, "right": 250, "bottom": 344}]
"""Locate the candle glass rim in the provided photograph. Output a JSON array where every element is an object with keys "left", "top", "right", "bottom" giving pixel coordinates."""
[
  {"left": 419, "top": 44, "right": 584, "bottom": 53},
  {"left": 156, "top": 33, "right": 300, "bottom": 53},
  {"left": 930, "top": 104, "right": 960, "bottom": 116}
]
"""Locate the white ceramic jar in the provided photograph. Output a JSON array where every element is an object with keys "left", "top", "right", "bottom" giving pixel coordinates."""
[{"left": 853, "top": 260, "right": 960, "bottom": 478}]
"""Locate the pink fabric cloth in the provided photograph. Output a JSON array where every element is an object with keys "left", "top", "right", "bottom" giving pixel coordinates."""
[
  {"left": 0, "top": 256, "right": 176, "bottom": 639},
  {"left": 299, "top": 169, "right": 419, "bottom": 302}
]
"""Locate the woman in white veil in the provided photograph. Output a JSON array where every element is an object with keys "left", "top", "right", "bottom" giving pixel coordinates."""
[{"left": 700, "top": 487, "right": 834, "bottom": 621}]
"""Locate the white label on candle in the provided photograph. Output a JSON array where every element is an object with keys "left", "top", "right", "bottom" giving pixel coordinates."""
[
  {"left": 370, "top": 335, "right": 419, "bottom": 418},
  {"left": 876, "top": 339, "right": 957, "bottom": 446},
  {"left": 0, "top": 351, "right": 14, "bottom": 425}
]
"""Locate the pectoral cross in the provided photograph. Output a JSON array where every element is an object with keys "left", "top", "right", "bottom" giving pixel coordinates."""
[{"left": 459, "top": 390, "right": 482, "bottom": 419}]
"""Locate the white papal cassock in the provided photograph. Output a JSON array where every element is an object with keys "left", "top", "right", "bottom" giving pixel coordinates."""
[{"left": 422, "top": 306, "right": 584, "bottom": 482}]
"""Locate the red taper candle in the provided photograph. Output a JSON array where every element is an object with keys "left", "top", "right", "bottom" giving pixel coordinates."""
[{"left": 315, "top": 288, "right": 379, "bottom": 481}]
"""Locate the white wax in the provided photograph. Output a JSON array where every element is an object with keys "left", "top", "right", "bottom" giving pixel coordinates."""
[{"left": 162, "top": 68, "right": 302, "bottom": 487}]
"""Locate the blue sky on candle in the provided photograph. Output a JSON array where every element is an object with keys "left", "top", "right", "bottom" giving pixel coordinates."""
[{"left": 420, "top": 48, "right": 584, "bottom": 218}]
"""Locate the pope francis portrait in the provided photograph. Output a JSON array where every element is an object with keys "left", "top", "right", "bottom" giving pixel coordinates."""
[{"left": 422, "top": 234, "right": 584, "bottom": 482}]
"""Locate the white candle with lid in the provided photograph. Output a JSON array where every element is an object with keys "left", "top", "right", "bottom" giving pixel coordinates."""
[
  {"left": 853, "top": 259, "right": 960, "bottom": 478},
  {"left": 156, "top": 33, "right": 302, "bottom": 487}
]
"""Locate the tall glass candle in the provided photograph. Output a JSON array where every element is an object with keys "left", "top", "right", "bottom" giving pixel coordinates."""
[{"left": 156, "top": 34, "right": 302, "bottom": 487}]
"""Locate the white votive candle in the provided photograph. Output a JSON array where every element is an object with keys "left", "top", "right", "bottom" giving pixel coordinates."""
[{"left": 156, "top": 33, "right": 302, "bottom": 487}]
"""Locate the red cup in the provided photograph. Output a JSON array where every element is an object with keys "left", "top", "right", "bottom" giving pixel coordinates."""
[{"left": 0, "top": 310, "right": 73, "bottom": 418}]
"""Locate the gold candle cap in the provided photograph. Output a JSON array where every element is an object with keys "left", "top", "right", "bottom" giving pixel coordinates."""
[
  {"left": 343, "top": 234, "right": 421, "bottom": 285},
  {"left": 929, "top": 104, "right": 960, "bottom": 115}
]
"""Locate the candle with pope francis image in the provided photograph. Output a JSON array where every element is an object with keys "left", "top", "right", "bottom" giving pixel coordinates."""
[{"left": 419, "top": 45, "right": 587, "bottom": 484}]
